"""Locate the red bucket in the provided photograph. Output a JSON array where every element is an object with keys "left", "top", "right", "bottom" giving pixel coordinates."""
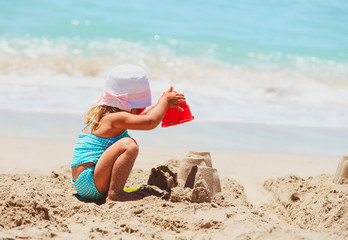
[{"left": 161, "top": 101, "right": 194, "bottom": 127}]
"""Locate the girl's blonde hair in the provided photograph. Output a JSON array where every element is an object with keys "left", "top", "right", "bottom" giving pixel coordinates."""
[{"left": 84, "top": 105, "right": 120, "bottom": 126}]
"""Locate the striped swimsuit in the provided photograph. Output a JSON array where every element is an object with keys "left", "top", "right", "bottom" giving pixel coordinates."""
[{"left": 71, "top": 124, "right": 130, "bottom": 200}]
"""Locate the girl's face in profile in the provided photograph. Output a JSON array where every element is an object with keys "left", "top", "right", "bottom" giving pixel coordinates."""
[{"left": 130, "top": 108, "right": 145, "bottom": 115}]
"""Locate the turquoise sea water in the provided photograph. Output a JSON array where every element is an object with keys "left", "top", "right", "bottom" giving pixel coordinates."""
[{"left": 1, "top": 0, "right": 348, "bottom": 127}]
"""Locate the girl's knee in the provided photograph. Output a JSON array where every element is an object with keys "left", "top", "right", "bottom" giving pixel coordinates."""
[{"left": 122, "top": 137, "right": 139, "bottom": 157}]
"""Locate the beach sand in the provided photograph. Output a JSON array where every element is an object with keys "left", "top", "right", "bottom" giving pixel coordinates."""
[{"left": 0, "top": 137, "right": 347, "bottom": 240}]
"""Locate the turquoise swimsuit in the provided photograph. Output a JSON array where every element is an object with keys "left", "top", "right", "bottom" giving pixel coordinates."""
[{"left": 71, "top": 124, "right": 130, "bottom": 200}]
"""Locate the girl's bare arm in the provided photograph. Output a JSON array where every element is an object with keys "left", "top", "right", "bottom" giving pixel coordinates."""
[{"left": 105, "top": 87, "right": 185, "bottom": 130}]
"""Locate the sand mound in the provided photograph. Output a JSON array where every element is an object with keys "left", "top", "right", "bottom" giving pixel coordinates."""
[
  {"left": 0, "top": 169, "right": 74, "bottom": 239},
  {"left": 262, "top": 174, "right": 348, "bottom": 238}
]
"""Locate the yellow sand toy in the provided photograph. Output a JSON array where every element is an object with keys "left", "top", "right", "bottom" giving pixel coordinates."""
[{"left": 123, "top": 187, "right": 140, "bottom": 193}]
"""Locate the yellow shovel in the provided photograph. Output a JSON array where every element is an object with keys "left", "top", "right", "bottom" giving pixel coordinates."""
[{"left": 123, "top": 187, "right": 140, "bottom": 193}]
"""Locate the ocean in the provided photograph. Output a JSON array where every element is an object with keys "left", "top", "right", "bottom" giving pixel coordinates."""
[{"left": 1, "top": 0, "right": 348, "bottom": 128}]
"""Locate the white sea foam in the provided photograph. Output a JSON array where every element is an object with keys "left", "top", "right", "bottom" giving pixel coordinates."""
[{"left": 0, "top": 37, "right": 347, "bottom": 127}]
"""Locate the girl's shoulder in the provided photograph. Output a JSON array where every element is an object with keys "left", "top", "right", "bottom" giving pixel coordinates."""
[
  {"left": 91, "top": 116, "right": 127, "bottom": 138},
  {"left": 103, "top": 111, "right": 133, "bottom": 122},
  {"left": 101, "top": 111, "right": 136, "bottom": 128}
]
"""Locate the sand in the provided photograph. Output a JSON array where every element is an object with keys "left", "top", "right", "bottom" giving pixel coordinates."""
[
  {"left": 263, "top": 174, "right": 348, "bottom": 236},
  {"left": 0, "top": 138, "right": 347, "bottom": 239}
]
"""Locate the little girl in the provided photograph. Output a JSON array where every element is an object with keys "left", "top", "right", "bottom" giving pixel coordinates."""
[{"left": 71, "top": 64, "right": 185, "bottom": 202}]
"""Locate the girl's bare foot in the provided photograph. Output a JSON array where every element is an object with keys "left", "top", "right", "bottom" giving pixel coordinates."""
[{"left": 106, "top": 190, "right": 143, "bottom": 202}]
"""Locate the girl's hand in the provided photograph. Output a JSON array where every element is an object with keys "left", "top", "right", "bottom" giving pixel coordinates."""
[{"left": 163, "top": 86, "right": 186, "bottom": 111}]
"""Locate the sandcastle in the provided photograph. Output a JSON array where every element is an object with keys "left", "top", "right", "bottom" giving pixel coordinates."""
[
  {"left": 178, "top": 151, "right": 221, "bottom": 196},
  {"left": 333, "top": 154, "right": 348, "bottom": 184},
  {"left": 147, "top": 151, "right": 222, "bottom": 203}
]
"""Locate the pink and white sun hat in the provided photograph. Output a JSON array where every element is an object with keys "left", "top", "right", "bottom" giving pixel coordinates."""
[{"left": 94, "top": 64, "right": 152, "bottom": 112}]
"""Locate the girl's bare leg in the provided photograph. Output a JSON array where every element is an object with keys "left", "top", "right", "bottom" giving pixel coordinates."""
[{"left": 93, "top": 137, "right": 142, "bottom": 201}]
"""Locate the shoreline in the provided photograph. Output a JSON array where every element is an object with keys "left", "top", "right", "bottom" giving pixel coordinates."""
[{"left": 1, "top": 109, "right": 347, "bottom": 158}]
